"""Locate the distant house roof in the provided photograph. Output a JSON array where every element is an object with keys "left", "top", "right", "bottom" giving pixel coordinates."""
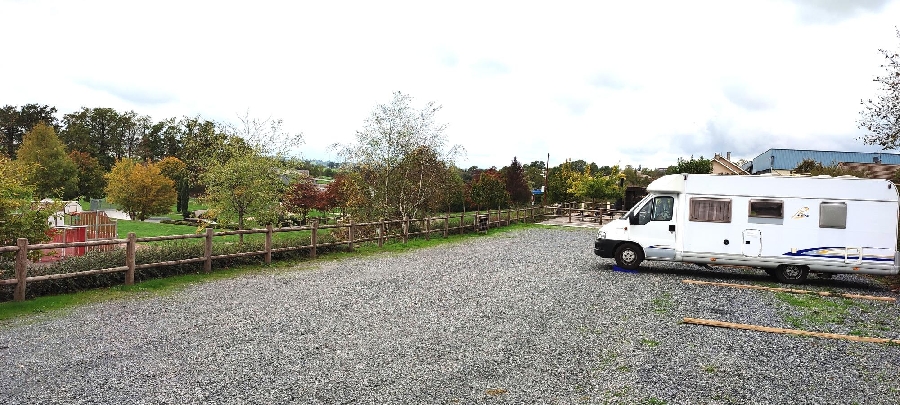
[
  {"left": 711, "top": 153, "right": 748, "bottom": 175},
  {"left": 747, "top": 148, "right": 900, "bottom": 174}
]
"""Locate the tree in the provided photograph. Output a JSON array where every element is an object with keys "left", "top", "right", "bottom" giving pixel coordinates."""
[
  {"left": 501, "top": 157, "right": 531, "bottom": 206},
  {"left": 524, "top": 160, "right": 546, "bottom": 191},
  {"left": 157, "top": 156, "right": 190, "bottom": 218},
  {"left": 0, "top": 104, "right": 58, "bottom": 159},
  {"left": 326, "top": 172, "right": 367, "bottom": 219},
  {"left": 203, "top": 152, "right": 285, "bottom": 243},
  {"left": 859, "top": 29, "right": 900, "bottom": 149},
  {"left": 283, "top": 177, "right": 321, "bottom": 224},
  {"left": 68, "top": 151, "right": 106, "bottom": 199},
  {"left": 469, "top": 169, "right": 508, "bottom": 210},
  {"left": 17, "top": 123, "right": 79, "bottom": 199},
  {"left": 622, "top": 165, "right": 656, "bottom": 187},
  {"left": 0, "top": 156, "right": 56, "bottom": 252},
  {"left": 547, "top": 160, "right": 578, "bottom": 204},
  {"left": 334, "top": 92, "right": 463, "bottom": 220},
  {"left": 105, "top": 158, "right": 176, "bottom": 221},
  {"left": 429, "top": 166, "right": 466, "bottom": 213},
  {"left": 570, "top": 166, "right": 624, "bottom": 203},
  {"left": 666, "top": 156, "right": 712, "bottom": 174}
]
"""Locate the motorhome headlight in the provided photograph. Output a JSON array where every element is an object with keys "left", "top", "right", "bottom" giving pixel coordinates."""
[{"left": 597, "top": 230, "right": 606, "bottom": 239}]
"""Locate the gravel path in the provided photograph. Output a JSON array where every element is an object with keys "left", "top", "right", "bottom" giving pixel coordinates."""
[{"left": 1, "top": 227, "right": 899, "bottom": 404}]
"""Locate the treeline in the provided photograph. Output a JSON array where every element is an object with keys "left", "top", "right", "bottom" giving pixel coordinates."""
[{"left": 0, "top": 92, "right": 711, "bottom": 251}]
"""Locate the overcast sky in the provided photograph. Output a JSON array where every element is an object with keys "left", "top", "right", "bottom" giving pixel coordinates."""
[{"left": 3, "top": 0, "right": 900, "bottom": 169}]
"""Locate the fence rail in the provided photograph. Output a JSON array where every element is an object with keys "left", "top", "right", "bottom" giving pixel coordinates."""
[{"left": 2, "top": 207, "right": 560, "bottom": 301}]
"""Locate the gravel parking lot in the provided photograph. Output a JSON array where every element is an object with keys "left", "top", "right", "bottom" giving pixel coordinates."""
[{"left": 2, "top": 227, "right": 899, "bottom": 404}]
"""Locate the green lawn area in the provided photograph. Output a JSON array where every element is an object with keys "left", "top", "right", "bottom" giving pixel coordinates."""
[
  {"left": 114, "top": 219, "right": 316, "bottom": 245},
  {"left": 116, "top": 220, "right": 199, "bottom": 238}
]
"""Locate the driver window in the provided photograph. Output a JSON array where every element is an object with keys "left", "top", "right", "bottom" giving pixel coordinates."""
[
  {"left": 652, "top": 196, "right": 674, "bottom": 221},
  {"left": 636, "top": 196, "right": 674, "bottom": 225}
]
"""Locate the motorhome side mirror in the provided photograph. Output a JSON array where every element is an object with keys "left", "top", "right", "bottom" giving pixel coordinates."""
[{"left": 629, "top": 212, "right": 638, "bottom": 225}]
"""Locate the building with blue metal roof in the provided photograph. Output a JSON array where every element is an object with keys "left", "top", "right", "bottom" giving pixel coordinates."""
[{"left": 744, "top": 148, "right": 900, "bottom": 174}]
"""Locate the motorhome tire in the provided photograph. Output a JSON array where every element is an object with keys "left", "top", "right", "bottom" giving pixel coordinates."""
[
  {"left": 775, "top": 264, "right": 809, "bottom": 284},
  {"left": 614, "top": 244, "right": 643, "bottom": 270}
]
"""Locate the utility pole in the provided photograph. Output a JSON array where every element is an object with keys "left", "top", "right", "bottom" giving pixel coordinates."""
[{"left": 543, "top": 153, "right": 549, "bottom": 206}]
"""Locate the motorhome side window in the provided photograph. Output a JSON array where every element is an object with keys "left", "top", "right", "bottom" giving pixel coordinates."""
[
  {"left": 749, "top": 199, "right": 783, "bottom": 218},
  {"left": 635, "top": 196, "right": 674, "bottom": 225},
  {"left": 689, "top": 198, "right": 731, "bottom": 223},
  {"left": 819, "top": 202, "right": 847, "bottom": 229}
]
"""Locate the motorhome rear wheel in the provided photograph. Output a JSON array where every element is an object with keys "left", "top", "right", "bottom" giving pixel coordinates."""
[{"left": 775, "top": 264, "right": 809, "bottom": 284}]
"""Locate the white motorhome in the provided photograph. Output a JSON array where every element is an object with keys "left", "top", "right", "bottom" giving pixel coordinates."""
[{"left": 593, "top": 174, "right": 900, "bottom": 283}]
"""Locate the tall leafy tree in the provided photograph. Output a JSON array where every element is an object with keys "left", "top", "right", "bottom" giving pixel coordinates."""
[
  {"left": 17, "top": 123, "right": 79, "bottom": 199},
  {"left": 105, "top": 158, "right": 176, "bottom": 221},
  {"left": 859, "top": 29, "right": 900, "bottom": 149},
  {"left": 0, "top": 104, "right": 58, "bottom": 158},
  {"left": 547, "top": 160, "right": 578, "bottom": 204},
  {"left": 570, "top": 166, "right": 624, "bottom": 203},
  {"left": 157, "top": 156, "right": 190, "bottom": 217},
  {"left": 139, "top": 117, "right": 182, "bottom": 161},
  {"left": 469, "top": 169, "right": 508, "bottom": 211},
  {"left": 60, "top": 107, "right": 124, "bottom": 170},
  {"left": 334, "top": 92, "right": 463, "bottom": 220},
  {"left": 68, "top": 151, "right": 106, "bottom": 199},
  {"left": 524, "top": 160, "right": 546, "bottom": 191},
  {"left": 203, "top": 152, "right": 285, "bottom": 242},
  {"left": 501, "top": 157, "right": 531, "bottom": 207},
  {"left": 429, "top": 166, "right": 466, "bottom": 213}
]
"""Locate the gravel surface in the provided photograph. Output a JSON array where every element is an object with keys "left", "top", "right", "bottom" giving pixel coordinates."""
[{"left": 1, "top": 227, "right": 899, "bottom": 404}]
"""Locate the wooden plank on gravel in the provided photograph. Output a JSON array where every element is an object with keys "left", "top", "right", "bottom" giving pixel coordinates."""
[
  {"left": 682, "top": 279, "right": 897, "bottom": 302},
  {"left": 683, "top": 317, "right": 900, "bottom": 344}
]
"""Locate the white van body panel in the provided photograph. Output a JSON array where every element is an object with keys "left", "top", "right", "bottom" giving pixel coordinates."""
[{"left": 596, "top": 174, "right": 900, "bottom": 276}]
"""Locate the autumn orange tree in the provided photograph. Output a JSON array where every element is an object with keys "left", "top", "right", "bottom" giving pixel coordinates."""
[{"left": 105, "top": 158, "right": 176, "bottom": 220}]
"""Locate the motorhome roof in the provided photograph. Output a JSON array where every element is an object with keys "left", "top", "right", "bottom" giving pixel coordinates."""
[{"left": 646, "top": 173, "right": 899, "bottom": 202}]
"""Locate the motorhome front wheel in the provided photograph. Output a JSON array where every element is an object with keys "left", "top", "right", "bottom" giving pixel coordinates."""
[{"left": 614, "top": 244, "right": 644, "bottom": 270}]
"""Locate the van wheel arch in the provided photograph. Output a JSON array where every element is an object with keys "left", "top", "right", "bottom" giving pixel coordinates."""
[{"left": 614, "top": 243, "right": 644, "bottom": 270}]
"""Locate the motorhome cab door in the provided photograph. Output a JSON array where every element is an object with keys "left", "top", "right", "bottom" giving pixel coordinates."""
[{"left": 628, "top": 195, "right": 677, "bottom": 260}]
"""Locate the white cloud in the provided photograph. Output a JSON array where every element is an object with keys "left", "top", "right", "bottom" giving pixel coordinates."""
[{"left": 2, "top": 0, "right": 900, "bottom": 169}]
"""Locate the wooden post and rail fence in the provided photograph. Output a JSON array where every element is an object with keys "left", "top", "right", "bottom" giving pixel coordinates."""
[{"left": 1, "top": 206, "right": 610, "bottom": 302}]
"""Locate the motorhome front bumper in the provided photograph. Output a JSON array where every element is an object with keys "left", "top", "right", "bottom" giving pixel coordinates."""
[{"left": 594, "top": 239, "right": 619, "bottom": 258}]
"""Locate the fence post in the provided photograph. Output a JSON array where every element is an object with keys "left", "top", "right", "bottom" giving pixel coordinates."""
[
  {"left": 425, "top": 217, "right": 430, "bottom": 240},
  {"left": 506, "top": 209, "right": 510, "bottom": 226},
  {"left": 568, "top": 207, "right": 572, "bottom": 223},
  {"left": 444, "top": 213, "right": 449, "bottom": 238},
  {"left": 403, "top": 216, "right": 409, "bottom": 244},
  {"left": 311, "top": 219, "right": 318, "bottom": 259},
  {"left": 348, "top": 220, "right": 355, "bottom": 251},
  {"left": 14, "top": 238, "right": 27, "bottom": 302},
  {"left": 204, "top": 227, "right": 213, "bottom": 273},
  {"left": 126, "top": 232, "right": 136, "bottom": 285},
  {"left": 460, "top": 212, "right": 464, "bottom": 235},
  {"left": 379, "top": 219, "right": 384, "bottom": 248},
  {"left": 265, "top": 224, "right": 273, "bottom": 265}
]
